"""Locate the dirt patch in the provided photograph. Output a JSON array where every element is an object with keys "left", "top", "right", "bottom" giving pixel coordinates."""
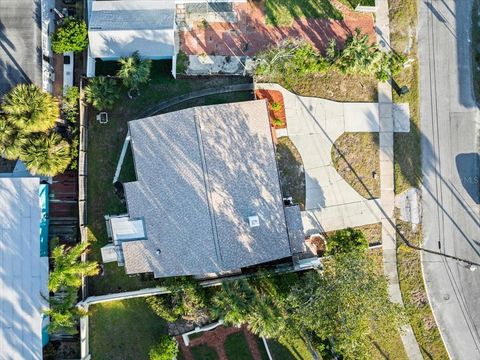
[
  {"left": 331, "top": 132, "right": 380, "bottom": 199},
  {"left": 275, "top": 137, "right": 305, "bottom": 209},
  {"left": 255, "top": 89, "right": 286, "bottom": 128}
]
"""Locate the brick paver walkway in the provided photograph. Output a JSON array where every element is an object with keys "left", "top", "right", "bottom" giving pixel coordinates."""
[{"left": 180, "top": 0, "right": 375, "bottom": 56}]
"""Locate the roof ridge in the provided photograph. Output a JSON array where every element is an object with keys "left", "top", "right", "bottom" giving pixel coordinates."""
[{"left": 193, "top": 110, "right": 224, "bottom": 267}]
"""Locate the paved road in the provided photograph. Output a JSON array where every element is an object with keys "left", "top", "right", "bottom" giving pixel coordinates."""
[
  {"left": 418, "top": 0, "right": 480, "bottom": 358},
  {"left": 0, "top": 0, "right": 42, "bottom": 96}
]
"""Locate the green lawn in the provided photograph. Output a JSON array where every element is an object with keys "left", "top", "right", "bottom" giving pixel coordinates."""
[
  {"left": 117, "top": 144, "right": 136, "bottom": 184},
  {"left": 389, "top": 0, "right": 421, "bottom": 194},
  {"left": 264, "top": 0, "right": 342, "bottom": 26},
  {"left": 337, "top": 0, "right": 375, "bottom": 8},
  {"left": 267, "top": 336, "right": 313, "bottom": 360},
  {"left": 368, "top": 250, "right": 409, "bottom": 360},
  {"left": 86, "top": 60, "right": 252, "bottom": 295},
  {"left": 224, "top": 332, "right": 254, "bottom": 360},
  {"left": 331, "top": 132, "right": 380, "bottom": 199},
  {"left": 396, "top": 220, "right": 449, "bottom": 359},
  {"left": 191, "top": 344, "right": 219, "bottom": 360},
  {"left": 89, "top": 298, "right": 167, "bottom": 360}
]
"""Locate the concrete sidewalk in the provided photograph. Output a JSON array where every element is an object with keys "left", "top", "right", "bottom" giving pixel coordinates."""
[
  {"left": 376, "top": 0, "right": 423, "bottom": 358},
  {"left": 256, "top": 83, "right": 409, "bottom": 232}
]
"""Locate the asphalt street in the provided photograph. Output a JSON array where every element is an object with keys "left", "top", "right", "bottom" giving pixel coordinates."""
[
  {"left": 0, "top": 0, "right": 42, "bottom": 96},
  {"left": 418, "top": 0, "right": 480, "bottom": 358}
]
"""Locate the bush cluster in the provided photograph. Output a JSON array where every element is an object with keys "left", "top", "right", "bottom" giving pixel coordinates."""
[{"left": 255, "top": 30, "right": 405, "bottom": 83}]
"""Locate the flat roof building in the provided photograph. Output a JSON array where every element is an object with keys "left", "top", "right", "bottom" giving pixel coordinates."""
[
  {"left": 107, "top": 100, "right": 295, "bottom": 278},
  {"left": 0, "top": 177, "right": 49, "bottom": 359}
]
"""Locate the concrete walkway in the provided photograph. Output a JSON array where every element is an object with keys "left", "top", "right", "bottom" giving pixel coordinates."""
[
  {"left": 256, "top": 83, "right": 409, "bottom": 233},
  {"left": 376, "top": 0, "right": 423, "bottom": 359}
]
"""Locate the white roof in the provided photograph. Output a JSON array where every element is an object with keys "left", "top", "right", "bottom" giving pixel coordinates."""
[
  {"left": 88, "top": 0, "right": 176, "bottom": 59},
  {"left": 110, "top": 216, "right": 146, "bottom": 242},
  {"left": 0, "top": 177, "right": 48, "bottom": 360}
]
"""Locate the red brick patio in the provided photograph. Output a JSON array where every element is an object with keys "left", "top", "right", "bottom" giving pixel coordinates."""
[
  {"left": 180, "top": 0, "right": 376, "bottom": 57},
  {"left": 177, "top": 325, "right": 264, "bottom": 360}
]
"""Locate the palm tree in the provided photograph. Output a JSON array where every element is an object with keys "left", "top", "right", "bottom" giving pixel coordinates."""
[
  {"left": 336, "top": 29, "right": 382, "bottom": 75},
  {"left": 0, "top": 117, "right": 24, "bottom": 160},
  {"left": 117, "top": 51, "right": 152, "bottom": 90},
  {"left": 1, "top": 84, "right": 59, "bottom": 133},
  {"left": 84, "top": 76, "right": 120, "bottom": 110},
  {"left": 48, "top": 241, "right": 99, "bottom": 293},
  {"left": 19, "top": 132, "right": 71, "bottom": 176},
  {"left": 44, "top": 287, "right": 88, "bottom": 335}
]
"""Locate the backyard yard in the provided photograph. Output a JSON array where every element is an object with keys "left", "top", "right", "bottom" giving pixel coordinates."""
[
  {"left": 178, "top": 325, "right": 311, "bottom": 360},
  {"left": 86, "top": 60, "right": 253, "bottom": 295},
  {"left": 89, "top": 298, "right": 167, "bottom": 360}
]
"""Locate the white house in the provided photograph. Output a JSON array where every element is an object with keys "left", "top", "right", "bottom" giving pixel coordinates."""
[{"left": 86, "top": 0, "right": 177, "bottom": 77}]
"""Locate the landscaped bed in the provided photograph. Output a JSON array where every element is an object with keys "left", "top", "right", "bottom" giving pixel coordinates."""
[
  {"left": 331, "top": 132, "right": 380, "bottom": 199},
  {"left": 87, "top": 60, "right": 253, "bottom": 295},
  {"left": 89, "top": 298, "right": 167, "bottom": 360},
  {"left": 275, "top": 137, "right": 305, "bottom": 209},
  {"left": 325, "top": 223, "right": 382, "bottom": 246},
  {"left": 255, "top": 89, "right": 287, "bottom": 129}
]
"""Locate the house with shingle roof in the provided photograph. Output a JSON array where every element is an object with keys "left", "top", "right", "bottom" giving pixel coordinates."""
[{"left": 102, "top": 100, "right": 314, "bottom": 278}]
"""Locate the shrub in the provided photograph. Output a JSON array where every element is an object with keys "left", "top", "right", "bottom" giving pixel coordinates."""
[
  {"left": 326, "top": 227, "right": 368, "bottom": 255},
  {"left": 62, "top": 86, "right": 80, "bottom": 123},
  {"left": 273, "top": 118, "right": 284, "bottom": 126},
  {"left": 51, "top": 18, "right": 88, "bottom": 53},
  {"left": 84, "top": 76, "right": 120, "bottom": 110},
  {"left": 176, "top": 51, "right": 189, "bottom": 74},
  {"left": 149, "top": 335, "right": 178, "bottom": 360},
  {"left": 270, "top": 101, "right": 282, "bottom": 111},
  {"left": 146, "top": 296, "right": 178, "bottom": 323}
]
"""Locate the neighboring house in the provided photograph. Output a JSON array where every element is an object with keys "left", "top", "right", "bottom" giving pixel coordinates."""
[
  {"left": 85, "top": 0, "right": 247, "bottom": 77},
  {"left": 103, "top": 100, "right": 315, "bottom": 278},
  {"left": 87, "top": 0, "right": 177, "bottom": 77},
  {"left": 0, "top": 0, "right": 43, "bottom": 96},
  {"left": 0, "top": 172, "right": 50, "bottom": 358}
]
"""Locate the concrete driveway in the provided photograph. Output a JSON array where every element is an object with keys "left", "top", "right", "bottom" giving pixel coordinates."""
[
  {"left": 0, "top": 0, "right": 42, "bottom": 96},
  {"left": 256, "top": 83, "right": 410, "bottom": 232}
]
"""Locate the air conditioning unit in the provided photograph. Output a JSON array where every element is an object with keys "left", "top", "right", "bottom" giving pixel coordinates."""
[{"left": 248, "top": 215, "right": 260, "bottom": 228}]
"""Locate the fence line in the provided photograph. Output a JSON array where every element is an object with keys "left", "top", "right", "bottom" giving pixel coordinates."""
[{"left": 78, "top": 76, "right": 89, "bottom": 301}]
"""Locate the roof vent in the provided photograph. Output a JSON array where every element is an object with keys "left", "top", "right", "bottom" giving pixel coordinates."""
[{"left": 248, "top": 215, "right": 260, "bottom": 228}]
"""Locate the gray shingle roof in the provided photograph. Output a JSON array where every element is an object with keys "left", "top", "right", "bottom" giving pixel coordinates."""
[
  {"left": 122, "top": 101, "right": 292, "bottom": 277},
  {"left": 90, "top": 1, "right": 175, "bottom": 31},
  {"left": 88, "top": 0, "right": 175, "bottom": 59},
  {"left": 284, "top": 205, "right": 305, "bottom": 254}
]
